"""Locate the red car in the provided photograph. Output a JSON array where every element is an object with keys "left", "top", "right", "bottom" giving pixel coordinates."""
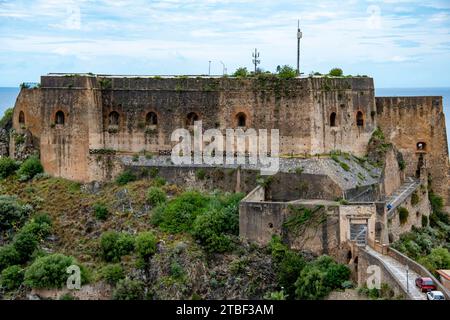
[{"left": 415, "top": 277, "right": 436, "bottom": 292}]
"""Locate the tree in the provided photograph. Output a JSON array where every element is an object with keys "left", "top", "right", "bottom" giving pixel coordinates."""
[
  {"left": 277, "top": 65, "right": 297, "bottom": 79},
  {"left": 329, "top": 68, "right": 343, "bottom": 77},
  {"left": 232, "top": 67, "right": 249, "bottom": 78}
]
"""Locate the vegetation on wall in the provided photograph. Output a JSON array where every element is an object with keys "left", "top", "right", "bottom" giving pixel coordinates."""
[{"left": 398, "top": 207, "right": 409, "bottom": 225}]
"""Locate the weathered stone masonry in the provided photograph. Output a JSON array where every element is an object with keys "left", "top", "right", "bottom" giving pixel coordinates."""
[{"left": 10, "top": 74, "right": 449, "bottom": 205}]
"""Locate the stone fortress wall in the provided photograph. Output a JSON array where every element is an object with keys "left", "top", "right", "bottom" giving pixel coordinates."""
[{"left": 10, "top": 74, "right": 449, "bottom": 205}]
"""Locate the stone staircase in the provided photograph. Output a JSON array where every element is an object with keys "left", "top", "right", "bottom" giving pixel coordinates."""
[{"left": 386, "top": 177, "right": 421, "bottom": 218}]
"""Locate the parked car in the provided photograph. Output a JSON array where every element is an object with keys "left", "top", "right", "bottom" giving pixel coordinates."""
[
  {"left": 415, "top": 277, "right": 436, "bottom": 292},
  {"left": 426, "top": 291, "right": 445, "bottom": 300}
]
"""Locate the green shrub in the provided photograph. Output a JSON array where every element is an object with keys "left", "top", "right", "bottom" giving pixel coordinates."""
[
  {"left": 398, "top": 207, "right": 409, "bottom": 225},
  {"left": 0, "top": 245, "right": 21, "bottom": 271},
  {"left": 0, "top": 108, "right": 13, "bottom": 128},
  {"left": 276, "top": 250, "right": 305, "bottom": 297},
  {"left": 277, "top": 65, "right": 297, "bottom": 79},
  {"left": 0, "top": 265, "right": 24, "bottom": 290},
  {"left": 192, "top": 209, "right": 234, "bottom": 253},
  {"left": 0, "top": 157, "right": 19, "bottom": 179},
  {"left": 13, "top": 231, "right": 38, "bottom": 262},
  {"left": 100, "top": 231, "right": 135, "bottom": 262},
  {"left": 294, "top": 266, "right": 329, "bottom": 299},
  {"left": 294, "top": 255, "right": 350, "bottom": 300},
  {"left": 269, "top": 235, "right": 289, "bottom": 264},
  {"left": 93, "top": 203, "right": 109, "bottom": 220},
  {"left": 149, "top": 167, "right": 159, "bottom": 178},
  {"left": 170, "top": 261, "right": 185, "bottom": 279},
  {"left": 422, "top": 215, "right": 429, "bottom": 227},
  {"left": 341, "top": 280, "right": 354, "bottom": 289},
  {"left": 115, "top": 170, "right": 136, "bottom": 185},
  {"left": 340, "top": 162, "right": 350, "bottom": 171},
  {"left": 411, "top": 192, "right": 420, "bottom": 206},
  {"left": 19, "top": 217, "right": 52, "bottom": 242},
  {"left": 112, "top": 279, "right": 145, "bottom": 300},
  {"left": 329, "top": 68, "right": 343, "bottom": 77},
  {"left": 158, "top": 191, "right": 210, "bottom": 233},
  {"left": 135, "top": 232, "right": 157, "bottom": 261},
  {"left": 24, "top": 253, "right": 86, "bottom": 288},
  {"left": 195, "top": 168, "right": 207, "bottom": 180},
  {"left": 147, "top": 187, "right": 167, "bottom": 206},
  {"left": 153, "top": 176, "right": 166, "bottom": 187},
  {"left": 264, "top": 290, "right": 287, "bottom": 300},
  {"left": 233, "top": 67, "right": 249, "bottom": 78},
  {"left": 0, "top": 195, "right": 32, "bottom": 230},
  {"left": 16, "top": 156, "right": 43, "bottom": 181},
  {"left": 419, "top": 247, "right": 450, "bottom": 275},
  {"left": 101, "top": 264, "right": 125, "bottom": 285}
]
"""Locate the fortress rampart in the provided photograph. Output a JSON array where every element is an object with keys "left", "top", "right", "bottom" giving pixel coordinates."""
[{"left": 9, "top": 74, "right": 449, "bottom": 204}]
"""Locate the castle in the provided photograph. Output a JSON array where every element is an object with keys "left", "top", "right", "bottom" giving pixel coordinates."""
[
  {"left": 7, "top": 73, "right": 450, "bottom": 297},
  {"left": 9, "top": 73, "right": 449, "bottom": 205}
]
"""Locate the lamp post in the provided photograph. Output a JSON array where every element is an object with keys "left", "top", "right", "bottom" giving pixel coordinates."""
[
  {"left": 296, "top": 20, "right": 302, "bottom": 76},
  {"left": 208, "top": 61, "right": 211, "bottom": 76},
  {"left": 406, "top": 265, "right": 409, "bottom": 293}
]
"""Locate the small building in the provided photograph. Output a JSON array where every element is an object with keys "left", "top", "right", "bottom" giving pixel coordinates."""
[{"left": 436, "top": 270, "right": 450, "bottom": 290}]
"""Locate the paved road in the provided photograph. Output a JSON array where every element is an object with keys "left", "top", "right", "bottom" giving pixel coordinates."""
[{"left": 365, "top": 246, "right": 426, "bottom": 300}]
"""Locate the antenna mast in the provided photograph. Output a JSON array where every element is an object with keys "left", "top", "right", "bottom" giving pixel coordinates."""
[{"left": 252, "top": 48, "right": 260, "bottom": 74}]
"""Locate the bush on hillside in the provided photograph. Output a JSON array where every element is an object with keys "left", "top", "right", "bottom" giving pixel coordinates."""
[
  {"left": 419, "top": 247, "right": 450, "bottom": 275},
  {"left": 13, "top": 231, "right": 38, "bottom": 262},
  {"left": 100, "top": 231, "right": 135, "bottom": 262},
  {"left": 147, "top": 187, "right": 167, "bottom": 206},
  {"left": 157, "top": 191, "right": 210, "bottom": 233},
  {"left": 0, "top": 245, "right": 20, "bottom": 271},
  {"left": 294, "top": 255, "right": 350, "bottom": 300},
  {"left": 101, "top": 264, "right": 125, "bottom": 285},
  {"left": 24, "top": 253, "right": 87, "bottom": 288},
  {"left": 135, "top": 232, "right": 157, "bottom": 264},
  {"left": 112, "top": 279, "right": 145, "bottom": 300},
  {"left": 192, "top": 209, "right": 234, "bottom": 253},
  {"left": 0, "top": 265, "right": 24, "bottom": 290},
  {"left": 115, "top": 170, "right": 136, "bottom": 186},
  {"left": 16, "top": 156, "right": 43, "bottom": 181},
  {"left": 93, "top": 203, "right": 109, "bottom": 220},
  {"left": 0, "top": 157, "right": 19, "bottom": 179},
  {"left": 0, "top": 195, "right": 32, "bottom": 230}
]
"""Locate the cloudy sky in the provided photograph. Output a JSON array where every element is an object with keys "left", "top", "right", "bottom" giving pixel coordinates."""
[{"left": 0, "top": 0, "right": 449, "bottom": 87}]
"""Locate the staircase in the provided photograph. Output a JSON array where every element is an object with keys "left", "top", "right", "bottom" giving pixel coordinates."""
[{"left": 386, "top": 177, "right": 420, "bottom": 217}]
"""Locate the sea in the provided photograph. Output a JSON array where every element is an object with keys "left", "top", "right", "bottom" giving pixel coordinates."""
[{"left": 1, "top": 86, "right": 449, "bottom": 150}]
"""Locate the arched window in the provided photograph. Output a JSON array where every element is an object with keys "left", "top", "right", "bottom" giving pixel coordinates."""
[
  {"left": 356, "top": 111, "right": 364, "bottom": 127},
  {"left": 146, "top": 112, "right": 157, "bottom": 126},
  {"left": 236, "top": 112, "right": 247, "bottom": 127},
  {"left": 186, "top": 112, "right": 199, "bottom": 126},
  {"left": 330, "top": 112, "right": 337, "bottom": 127},
  {"left": 417, "top": 142, "right": 426, "bottom": 151},
  {"left": 19, "top": 111, "right": 25, "bottom": 124},
  {"left": 55, "top": 111, "right": 65, "bottom": 125},
  {"left": 109, "top": 111, "right": 119, "bottom": 126}
]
